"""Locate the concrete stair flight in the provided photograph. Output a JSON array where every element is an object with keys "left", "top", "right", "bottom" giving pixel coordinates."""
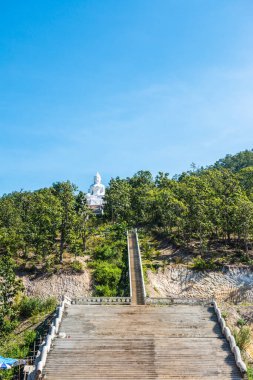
[
  {"left": 44, "top": 304, "right": 242, "bottom": 379},
  {"left": 128, "top": 231, "right": 145, "bottom": 305},
  {"left": 42, "top": 231, "right": 242, "bottom": 379}
]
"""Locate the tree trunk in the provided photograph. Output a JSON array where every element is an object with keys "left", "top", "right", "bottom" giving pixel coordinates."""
[
  {"left": 244, "top": 232, "right": 249, "bottom": 258},
  {"left": 59, "top": 228, "right": 65, "bottom": 263},
  {"left": 82, "top": 233, "right": 86, "bottom": 253}
]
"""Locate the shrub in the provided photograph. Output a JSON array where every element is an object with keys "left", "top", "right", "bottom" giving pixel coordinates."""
[
  {"left": 233, "top": 326, "right": 251, "bottom": 351},
  {"left": 24, "top": 330, "right": 37, "bottom": 346},
  {"left": 43, "top": 297, "right": 58, "bottom": 312},
  {"left": 95, "top": 285, "right": 115, "bottom": 297},
  {"left": 93, "top": 262, "right": 121, "bottom": 287},
  {"left": 141, "top": 239, "right": 154, "bottom": 260},
  {"left": 88, "top": 223, "right": 128, "bottom": 297},
  {"left": 92, "top": 261, "right": 122, "bottom": 296},
  {"left": 237, "top": 318, "right": 246, "bottom": 327},
  {"left": 222, "top": 311, "right": 228, "bottom": 320},
  {"left": 70, "top": 260, "right": 83, "bottom": 273},
  {"left": 43, "top": 255, "right": 57, "bottom": 273},
  {"left": 0, "top": 368, "right": 14, "bottom": 380},
  {"left": 191, "top": 257, "right": 207, "bottom": 270},
  {"left": 0, "top": 316, "right": 18, "bottom": 337},
  {"left": 93, "top": 245, "right": 118, "bottom": 261},
  {"left": 191, "top": 257, "right": 216, "bottom": 270},
  {"left": 19, "top": 296, "right": 57, "bottom": 319},
  {"left": 19, "top": 297, "right": 42, "bottom": 318},
  {"left": 3, "top": 330, "right": 37, "bottom": 362}
]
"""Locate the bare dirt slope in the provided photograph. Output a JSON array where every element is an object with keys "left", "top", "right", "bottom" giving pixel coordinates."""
[
  {"left": 146, "top": 265, "right": 253, "bottom": 302},
  {"left": 20, "top": 258, "right": 92, "bottom": 300},
  {"left": 21, "top": 270, "right": 92, "bottom": 300}
]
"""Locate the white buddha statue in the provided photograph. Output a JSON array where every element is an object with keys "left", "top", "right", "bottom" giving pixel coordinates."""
[
  {"left": 86, "top": 172, "right": 105, "bottom": 206},
  {"left": 89, "top": 172, "right": 105, "bottom": 196}
]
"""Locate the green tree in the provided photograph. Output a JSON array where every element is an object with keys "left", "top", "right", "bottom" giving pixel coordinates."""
[
  {"left": 238, "top": 167, "right": 253, "bottom": 198},
  {"left": 0, "top": 253, "right": 23, "bottom": 336},
  {"left": 52, "top": 182, "right": 77, "bottom": 263},
  {"left": 179, "top": 175, "right": 214, "bottom": 251},
  {"left": 26, "top": 189, "right": 61, "bottom": 258},
  {"left": 146, "top": 187, "right": 187, "bottom": 235},
  {"left": 0, "top": 193, "right": 26, "bottom": 256},
  {"left": 104, "top": 178, "right": 132, "bottom": 223},
  {"left": 128, "top": 171, "right": 155, "bottom": 226},
  {"left": 235, "top": 197, "right": 253, "bottom": 255},
  {"left": 213, "top": 149, "right": 253, "bottom": 172},
  {"left": 69, "top": 191, "right": 95, "bottom": 257},
  {"left": 213, "top": 170, "right": 243, "bottom": 242}
]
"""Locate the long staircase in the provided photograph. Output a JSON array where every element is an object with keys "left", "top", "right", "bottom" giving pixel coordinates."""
[
  {"left": 42, "top": 230, "right": 243, "bottom": 380},
  {"left": 127, "top": 230, "right": 145, "bottom": 305}
]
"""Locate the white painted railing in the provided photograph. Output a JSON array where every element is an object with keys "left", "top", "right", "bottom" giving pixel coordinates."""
[
  {"left": 32, "top": 295, "right": 71, "bottom": 380},
  {"left": 146, "top": 297, "right": 212, "bottom": 306},
  {"left": 213, "top": 300, "right": 247, "bottom": 376},
  {"left": 72, "top": 297, "right": 131, "bottom": 305}
]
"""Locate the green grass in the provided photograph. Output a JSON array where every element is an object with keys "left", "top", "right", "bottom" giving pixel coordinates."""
[
  {"left": 247, "top": 366, "right": 253, "bottom": 380},
  {"left": 233, "top": 326, "right": 251, "bottom": 351}
]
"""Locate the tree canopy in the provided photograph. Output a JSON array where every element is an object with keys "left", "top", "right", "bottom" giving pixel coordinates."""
[
  {"left": 104, "top": 150, "right": 253, "bottom": 252},
  {"left": 0, "top": 149, "right": 252, "bottom": 266}
]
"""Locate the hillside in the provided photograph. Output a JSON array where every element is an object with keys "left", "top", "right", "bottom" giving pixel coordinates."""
[
  {"left": 1, "top": 148, "right": 253, "bottom": 378},
  {"left": 213, "top": 149, "right": 253, "bottom": 172}
]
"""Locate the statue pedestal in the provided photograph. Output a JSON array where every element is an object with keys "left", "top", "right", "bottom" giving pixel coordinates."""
[{"left": 86, "top": 194, "right": 104, "bottom": 206}]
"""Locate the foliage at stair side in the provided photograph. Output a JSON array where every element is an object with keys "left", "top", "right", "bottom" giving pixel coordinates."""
[
  {"left": 88, "top": 222, "right": 129, "bottom": 297},
  {"left": 0, "top": 251, "right": 57, "bottom": 379},
  {"left": 233, "top": 326, "right": 251, "bottom": 351}
]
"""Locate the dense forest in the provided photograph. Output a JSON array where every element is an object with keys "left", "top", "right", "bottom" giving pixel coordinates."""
[
  {"left": 0, "top": 149, "right": 253, "bottom": 374},
  {"left": 0, "top": 149, "right": 252, "bottom": 270},
  {"left": 104, "top": 149, "right": 253, "bottom": 253}
]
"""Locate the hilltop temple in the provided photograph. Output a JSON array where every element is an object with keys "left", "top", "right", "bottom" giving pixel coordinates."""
[{"left": 86, "top": 172, "right": 105, "bottom": 213}]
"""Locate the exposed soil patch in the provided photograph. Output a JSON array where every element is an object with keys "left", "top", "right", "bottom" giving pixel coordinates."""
[
  {"left": 19, "top": 257, "right": 92, "bottom": 300},
  {"left": 146, "top": 265, "right": 253, "bottom": 302},
  {"left": 21, "top": 270, "right": 92, "bottom": 300}
]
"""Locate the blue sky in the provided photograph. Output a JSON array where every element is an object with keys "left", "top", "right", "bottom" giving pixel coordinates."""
[{"left": 1, "top": 0, "right": 253, "bottom": 194}]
